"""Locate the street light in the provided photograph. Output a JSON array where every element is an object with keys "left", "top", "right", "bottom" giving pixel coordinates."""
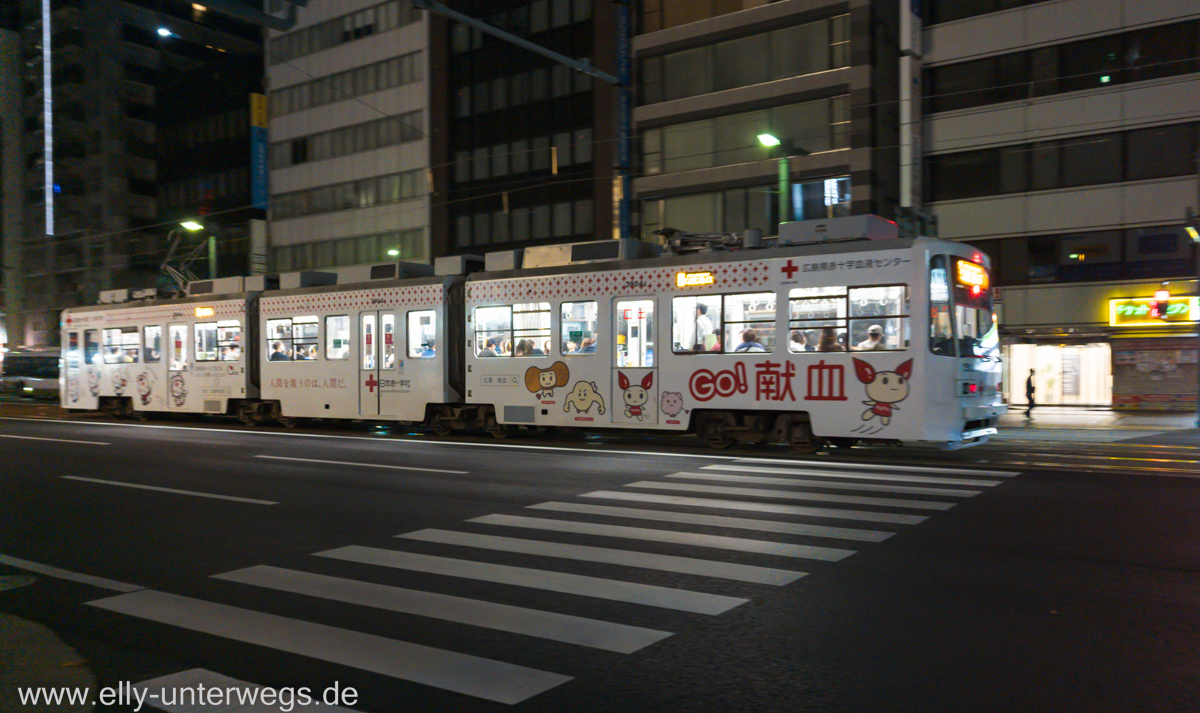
[
  {"left": 180, "top": 220, "right": 204, "bottom": 231},
  {"left": 758, "top": 133, "right": 809, "bottom": 232}
]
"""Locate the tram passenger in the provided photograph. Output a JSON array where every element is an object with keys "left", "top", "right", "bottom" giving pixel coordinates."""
[
  {"left": 856, "top": 324, "right": 886, "bottom": 351},
  {"left": 734, "top": 329, "right": 766, "bottom": 353},
  {"left": 790, "top": 331, "right": 814, "bottom": 352},
  {"left": 479, "top": 338, "right": 499, "bottom": 357},
  {"left": 269, "top": 341, "right": 290, "bottom": 360},
  {"left": 579, "top": 337, "right": 597, "bottom": 353},
  {"left": 421, "top": 338, "right": 436, "bottom": 357},
  {"left": 695, "top": 304, "right": 715, "bottom": 350},
  {"left": 817, "top": 326, "right": 844, "bottom": 352}
]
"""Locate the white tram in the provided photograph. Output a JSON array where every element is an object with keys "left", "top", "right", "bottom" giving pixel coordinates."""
[{"left": 60, "top": 215, "right": 1005, "bottom": 449}]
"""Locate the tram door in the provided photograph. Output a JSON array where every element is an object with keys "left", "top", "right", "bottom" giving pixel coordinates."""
[
  {"left": 613, "top": 298, "right": 658, "bottom": 425},
  {"left": 358, "top": 311, "right": 396, "bottom": 417}
]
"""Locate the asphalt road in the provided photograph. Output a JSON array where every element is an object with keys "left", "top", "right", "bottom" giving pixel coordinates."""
[{"left": 1, "top": 414, "right": 1199, "bottom": 713}]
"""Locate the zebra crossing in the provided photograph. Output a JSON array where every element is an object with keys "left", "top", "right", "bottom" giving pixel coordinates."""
[{"left": 88, "top": 457, "right": 1017, "bottom": 708}]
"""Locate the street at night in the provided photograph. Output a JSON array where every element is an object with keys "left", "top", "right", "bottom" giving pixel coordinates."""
[{"left": 2, "top": 408, "right": 1199, "bottom": 712}]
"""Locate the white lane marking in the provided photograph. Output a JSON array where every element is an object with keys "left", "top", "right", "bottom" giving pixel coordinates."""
[
  {"left": 669, "top": 472, "right": 982, "bottom": 497},
  {"left": 0, "top": 553, "right": 143, "bottom": 593},
  {"left": 469, "top": 514, "right": 855, "bottom": 562},
  {"left": 0, "top": 433, "right": 108, "bottom": 446},
  {"left": 61, "top": 476, "right": 278, "bottom": 505},
  {"left": 254, "top": 455, "right": 467, "bottom": 475},
  {"left": 216, "top": 565, "right": 671, "bottom": 654},
  {"left": 731, "top": 457, "right": 1016, "bottom": 477},
  {"left": 134, "top": 669, "right": 359, "bottom": 712},
  {"left": 582, "top": 491, "right": 928, "bottom": 525},
  {"left": 529, "top": 502, "right": 894, "bottom": 543},
  {"left": 316, "top": 546, "right": 749, "bottom": 614},
  {"left": 89, "top": 590, "right": 571, "bottom": 705},
  {"left": 399, "top": 529, "right": 804, "bottom": 585},
  {"left": 625, "top": 481, "right": 956, "bottom": 511},
  {"left": 704, "top": 463, "right": 1004, "bottom": 486},
  {"left": 0, "top": 417, "right": 735, "bottom": 462}
]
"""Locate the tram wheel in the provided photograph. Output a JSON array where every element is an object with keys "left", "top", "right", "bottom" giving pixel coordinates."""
[
  {"left": 487, "top": 422, "right": 510, "bottom": 439},
  {"left": 698, "top": 414, "right": 733, "bottom": 450},
  {"left": 278, "top": 416, "right": 298, "bottom": 429},
  {"left": 433, "top": 421, "right": 454, "bottom": 436}
]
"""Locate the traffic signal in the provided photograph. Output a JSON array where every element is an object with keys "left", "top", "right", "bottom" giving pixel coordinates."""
[{"left": 1153, "top": 288, "right": 1170, "bottom": 319}]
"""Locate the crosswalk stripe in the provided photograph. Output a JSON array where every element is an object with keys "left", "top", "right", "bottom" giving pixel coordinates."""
[
  {"left": 581, "top": 491, "right": 927, "bottom": 525},
  {"left": 316, "top": 546, "right": 749, "bottom": 615},
  {"left": 88, "top": 589, "right": 572, "bottom": 705},
  {"left": 668, "top": 472, "right": 981, "bottom": 497},
  {"left": 729, "top": 458, "right": 1016, "bottom": 478},
  {"left": 134, "top": 669, "right": 359, "bottom": 712},
  {"left": 215, "top": 565, "right": 670, "bottom": 654},
  {"left": 625, "top": 481, "right": 956, "bottom": 511},
  {"left": 468, "top": 514, "right": 855, "bottom": 562},
  {"left": 398, "top": 530, "right": 804, "bottom": 585},
  {"left": 528, "top": 502, "right": 894, "bottom": 542},
  {"left": 703, "top": 463, "right": 1004, "bottom": 486}
]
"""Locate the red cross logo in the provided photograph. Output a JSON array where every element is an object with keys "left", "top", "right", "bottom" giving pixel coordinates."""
[
  {"left": 365, "top": 374, "right": 378, "bottom": 393},
  {"left": 782, "top": 260, "right": 799, "bottom": 279}
]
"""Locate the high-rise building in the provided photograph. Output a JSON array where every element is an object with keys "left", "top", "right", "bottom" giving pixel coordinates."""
[
  {"left": 429, "top": 0, "right": 617, "bottom": 256},
  {"left": 921, "top": 1, "right": 1200, "bottom": 409},
  {"left": 16, "top": 0, "right": 261, "bottom": 346},
  {"left": 264, "top": 0, "right": 429, "bottom": 272},
  {"left": 633, "top": 1, "right": 901, "bottom": 239}
]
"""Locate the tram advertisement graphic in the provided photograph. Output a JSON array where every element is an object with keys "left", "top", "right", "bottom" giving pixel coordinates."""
[
  {"left": 525, "top": 362, "right": 569, "bottom": 399},
  {"left": 853, "top": 358, "right": 913, "bottom": 430}
]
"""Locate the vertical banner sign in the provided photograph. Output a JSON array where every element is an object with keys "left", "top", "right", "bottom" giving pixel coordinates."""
[
  {"left": 615, "top": 0, "right": 632, "bottom": 241},
  {"left": 250, "top": 93, "right": 269, "bottom": 210},
  {"left": 898, "top": 0, "right": 923, "bottom": 209}
]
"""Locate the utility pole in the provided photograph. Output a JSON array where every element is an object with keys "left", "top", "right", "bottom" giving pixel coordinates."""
[{"left": 413, "top": 0, "right": 633, "bottom": 241}]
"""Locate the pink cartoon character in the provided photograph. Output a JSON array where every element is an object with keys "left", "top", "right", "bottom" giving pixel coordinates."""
[
  {"left": 618, "top": 371, "right": 653, "bottom": 421},
  {"left": 660, "top": 391, "right": 688, "bottom": 418},
  {"left": 853, "top": 358, "right": 913, "bottom": 427}
]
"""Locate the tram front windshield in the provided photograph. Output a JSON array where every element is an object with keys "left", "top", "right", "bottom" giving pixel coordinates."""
[{"left": 930, "top": 256, "right": 997, "bottom": 358}]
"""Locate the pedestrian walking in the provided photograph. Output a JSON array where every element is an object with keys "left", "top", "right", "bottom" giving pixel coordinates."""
[{"left": 1025, "top": 368, "right": 1036, "bottom": 418}]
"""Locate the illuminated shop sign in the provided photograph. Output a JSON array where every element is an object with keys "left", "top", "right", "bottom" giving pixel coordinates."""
[
  {"left": 1109, "top": 297, "right": 1199, "bottom": 326},
  {"left": 676, "top": 271, "right": 715, "bottom": 288}
]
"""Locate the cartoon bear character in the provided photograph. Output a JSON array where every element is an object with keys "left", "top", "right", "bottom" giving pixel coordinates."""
[
  {"left": 619, "top": 371, "right": 653, "bottom": 421},
  {"left": 563, "top": 381, "right": 606, "bottom": 415},
  {"left": 86, "top": 366, "right": 100, "bottom": 397},
  {"left": 524, "top": 361, "right": 570, "bottom": 399},
  {"left": 135, "top": 372, "right": 157, "bottom": 406},
  {"left": 853, "top": 358, "right": 913, "bottom": 427},
  {"left": 111, "top": 369, "right": 129, "bottom": 396},
  {"left": 170, "top": 373, "right": 187, "bottom": 407},
  {"left": 660, "top": 391, "right": 688, "bottom": 418}
]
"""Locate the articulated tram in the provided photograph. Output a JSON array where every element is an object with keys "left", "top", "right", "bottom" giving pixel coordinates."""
[{"left": 61, "top": 216, "right": 1005, "bottom": 449}]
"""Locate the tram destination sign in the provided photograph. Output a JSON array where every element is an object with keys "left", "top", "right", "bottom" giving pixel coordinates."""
[{"left": 1109, "top": 297, "right": 1200, "bottom": 326}]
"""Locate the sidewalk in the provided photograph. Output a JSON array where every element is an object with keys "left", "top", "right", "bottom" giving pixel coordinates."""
[{"left": 998, "top": 406, "right": 1198, "bottom": 431}]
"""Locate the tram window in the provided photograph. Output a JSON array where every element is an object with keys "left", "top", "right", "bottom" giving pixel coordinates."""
[
  {"left": 67, "top": 332, "right": 80, "bottom": 373},
  {"left": 144, "top": 326, "right": 162, "bottom": 362},
  {"left": 325, "top": 315, "right": 350, "bottom": 360},
  {"left": 929, "top": 256, "right": 955, "bottom": 356},
  {"left": 408, "top": 310, "right": 436, "bottom": 359},
  {"left": 788, "top": 286, "right": 848, "bottom": 352},
  {"left": 473, "top": 303, "right": 550, "bottom": 357},
  {"left": 616, "top": 300, "right": 655, "bottom": 367},
  {"left": 561, "top": 301, "right": 597, "bottom": 354},
  {"left": 382, "top": 314, "right": 397, "bottom": 367},
  {"left": 848, "top": 286, "right": 909, "bottom": 351},
  {"left": 671, "top": 295, "right": 722, "bottom": 353},
  {"left": 195, "top": 323, "right": 218, "bottom": 361},
  {"left": 293, "top": 317, "right": 319, "bottom": 361},
  {"left": 103, "top": 327, "right": 139, "bottom": 363},
  {"left": 168, "top": 324, "right": 188, "bottom": 370},
  {"left": 474, "top": 305, "right": 511, "bottom": 357},
  {"left": 266, "top": 318, "right": 293, "bottom": 361},
  {"left": 218, "top": 321, "right": 242, "bottom": 361},
  {"left": 361, "top": 314, "right": 377, "bottom": 369},
  {"left": 85, "top": 330, "right": 100, "bottom": 366},
  {"left": 723, "top": 292, "right": 775, "bottom": 354}
]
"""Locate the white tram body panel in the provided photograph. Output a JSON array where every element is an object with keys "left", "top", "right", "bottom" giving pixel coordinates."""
[
  {"left": 467, "top": 236, "right": 1004, "bottom": 448},
  {"left": 61, "top": 295, "right": 256, "bottom": 415},
  {"left": 259, "top": 277, "right": 461, "bottom": 422}
]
